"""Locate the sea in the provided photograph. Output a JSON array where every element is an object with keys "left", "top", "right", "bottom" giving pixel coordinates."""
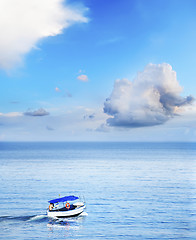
[{"left": 0, "top": 142, "right": 196, "bottom": 240}]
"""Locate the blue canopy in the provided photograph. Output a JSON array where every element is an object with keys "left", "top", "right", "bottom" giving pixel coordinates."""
[{"left": 48, "top": 195, "right": 79, "bottom": 204}]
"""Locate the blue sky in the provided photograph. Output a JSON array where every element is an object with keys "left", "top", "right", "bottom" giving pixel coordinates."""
[{"left": 0, "top": 0, "right": 196, "bottom": 141}]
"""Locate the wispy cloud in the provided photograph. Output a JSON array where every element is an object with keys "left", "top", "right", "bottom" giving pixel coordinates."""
[
  {"left": 46, "top": 125, "right": 55, "bottom": 131},
  {"left": 104, "top": 63, "right": 194, "bottom": 128},
  {"left": 64, "top": 90, "right": 72, "bottom": 98},
  {"left": 55, "top": 87, "right": 61, "bottom": 92},
  {"left": 24, "top": 108, "right": 49, "bottom": 117},
  {"left": 0, "top": 112, "right": 22, "bottom": 117},
  {"left": 96, "top": 123, "right": 110, "bottom": 132},
  {"left": 55, "top": 87, "right": 72, "bottom": 98},
  {"left": 83, "top": 113, "right": 95, "bottom": 120},
  {"left": 0, "top": 0, "right": 88, "bottom": 70},
  {"left": 10, "top": 101, "right": 20, "bottom": 104},
  {"left": 77, "top": 74, "right": 88, "bottom": 82},
  {"left": 98, "top": 36, "right": 124, "bottom": 46}
]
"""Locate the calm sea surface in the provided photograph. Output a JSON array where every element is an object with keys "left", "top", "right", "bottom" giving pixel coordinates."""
[{"left": 0, "top": 142, "right": 196, "bottom": 239}]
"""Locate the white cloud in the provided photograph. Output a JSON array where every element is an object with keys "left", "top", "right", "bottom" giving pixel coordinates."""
[
  {"left": 104, "top": 63, "right": 194, "bottom": 128},
  {"left": 0, "top": 112, "right": 22, "bottom": 117},
  {"left": 0, "top": 0, "right": 88, "bottom": 70},
  {"left": 77, "top": 74, "right": 88, "bottom": 82}
]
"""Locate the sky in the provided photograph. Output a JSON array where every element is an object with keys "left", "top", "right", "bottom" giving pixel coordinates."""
[{"left": 0, "top": 0, "right": 196, "bottom": 141}]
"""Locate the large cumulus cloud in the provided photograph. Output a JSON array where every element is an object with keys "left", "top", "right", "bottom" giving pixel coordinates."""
[
  {"left": 104, "top": 63, "right": 194, "bottom": 128},
  {"left": 0, "top": 0, "right": 88, "bottom": 70}
]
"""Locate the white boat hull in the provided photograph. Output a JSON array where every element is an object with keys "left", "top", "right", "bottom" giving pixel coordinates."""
[{"left": 47, "top": 205, "right": 86, "bottom": 218}]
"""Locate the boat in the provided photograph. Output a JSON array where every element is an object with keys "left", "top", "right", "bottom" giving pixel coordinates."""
[{"left": 47, "top": 195, "right": 86, "bottom": 218}]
